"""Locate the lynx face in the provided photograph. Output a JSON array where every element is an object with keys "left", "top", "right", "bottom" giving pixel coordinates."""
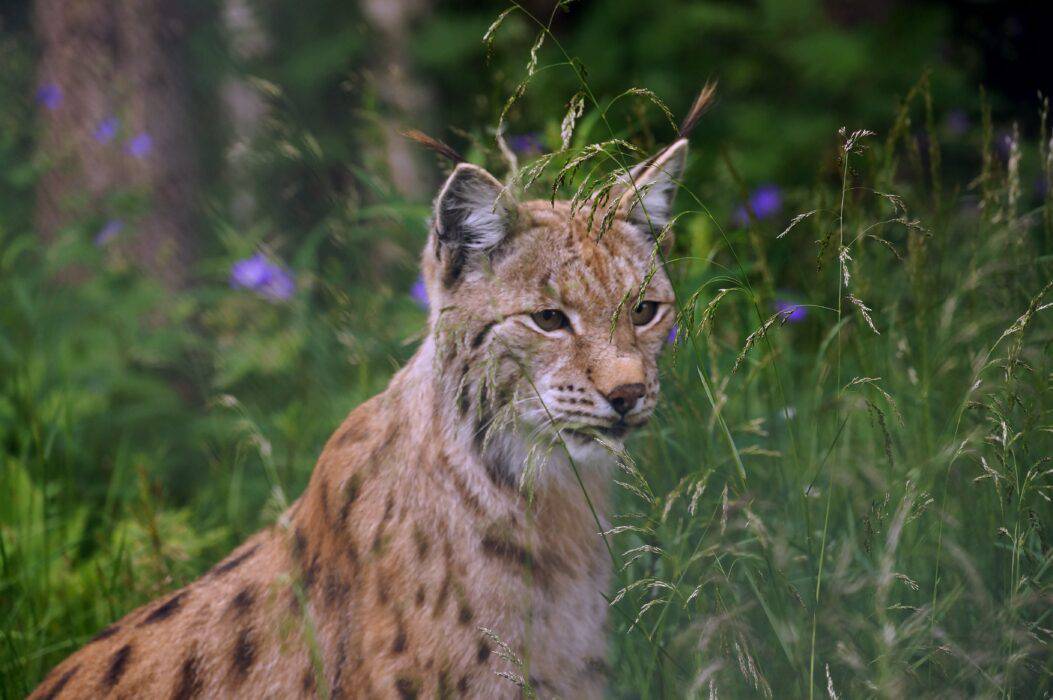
[{"left": 422, "top": 140, "right": 687, "bottom": 469}]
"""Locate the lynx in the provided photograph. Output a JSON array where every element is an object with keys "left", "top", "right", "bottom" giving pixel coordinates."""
[{"left": 31, "top": 138, "right": 688, "bottom": 699}]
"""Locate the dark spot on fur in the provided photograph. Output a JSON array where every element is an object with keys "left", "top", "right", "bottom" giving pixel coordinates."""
[
  {"left": 437, "top": 668, "right": 454, "bottom": 699},
  {"left": 301, "top": 667, "right": 316, "bottom": 694},
  {"left": 392, "top": 620, "right": 407, "bottom": 654},
  {"left": 103, "top": 644, "right": 132, "bottom": 688},
  {"left": 415, "top": 585, "right": 426, "bottom": 608},
  {"left": 229, "top": 586, "right": 254, "bottom": 618},
  {"left": 480, "top": 532, "right": 535, "bottom": 570},
  {"left": 456, "top": 375, "right": 471, "bottom": 417},
  {"left": 530, "top": 676, "right": 556, "bottom": 693},
  {"left": 395, "top": 675, "right": 420, "bottom": 699},
  {"left": 318, "top": 479, "right": 331, "bottom": 522},
  {"left": 324, "top": 570, "right": 349, "bottom": 608},
  {"left": 230, "top": 628, "right": 255, "bottom": 679},
  {"left": 585, "top": 657, "right": 610, "bottom": 677},
  {"left": 475, "top": 383, "right": 494, "bottom": 452},
  {"left": 457, "top": 675, "right": 470, "bottom": 693},
  {"left": 376, "top": 575, "right": 390, "bottom": 605},
  {"left": 368, "top": 424, "right": 400, "bottom": 462},
  {"left": 339, "top": 473, "right": 362, "bottom": 523},
  {"left": 172, "top": 652, "right": 204, "bottom": 700},
  {"left": 480, "top": 521, "right": 555, "bottom": 586},
  {"left": 293, "top": 529, "right": 307, "bottom": 560},
  {"left": 335, "top": 421, "right": 368, "bottom": 448},
  {"left": 90, "top": 625, "right": 119, "bottom": 643},
  {"left": 331, "top": 633, "right": 349, "bottom": 698},
  {"left": 458, "top": 603, "right": 473, "bottom": 625},
  {"left": 413, "top": 526, "right": 430, "bottom": 560},
  {"left": 371, "top": 496, "right": 395, "bottom": 554},
  {"left": 477, "top": 640, "right": 491, "bottom": 664},
  {"left": 139, "top": 592, "right": 186, "bottom": 626},
  {"left": 40, "top": 665, "right": 78, "bottom": 700},
  {"left": 436, "top": 454, "right": 484, "bottom": 516},
  {"left": 442, "top": 248, "right": 467, "bottom": 290},
  {"left": 302, "top": 554, "right": 320, "bottom": 591},
  {"left": 433, "top": 569, "right": 451, "bottom": 618},
  {"left": 346, "top": 542, "right": 359, "bottom": 567},
  {"left": 483, "top": 457, "right": 515, "bottom": 490},
  {"left": 455, "top": 485, "right": 483, "bottom": 515},
  {"left": 210, "top": 543, "right": 261, "bottom": 578},
  {"left": 470, "top": 321, "right": 496, "bottom": 349}
]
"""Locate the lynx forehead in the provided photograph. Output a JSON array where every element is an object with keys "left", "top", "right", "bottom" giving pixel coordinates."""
[{"left": 31, "top": 139, "right": 688, "bottom": 700}]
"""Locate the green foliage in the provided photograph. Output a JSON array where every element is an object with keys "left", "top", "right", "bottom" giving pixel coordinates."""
[
  {"left": 0, "top": 200, "right": 424, "bottom": 696},
  {"left": 423, "top": 0, "right": 972, "bottom": 189},
  {"left": 611, "top": 122, "right": 1053, "bottom": 695}
]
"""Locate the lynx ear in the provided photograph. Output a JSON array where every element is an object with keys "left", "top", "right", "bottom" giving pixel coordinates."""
[
  {"left": 616, "top": 139, "right": 688, "bottom": 245},
  {"left": 435, "top": 164, "right": 515, "bottom": 253},
  {"left": 433, "top": 163, "right": 516, "bottom": 286}
]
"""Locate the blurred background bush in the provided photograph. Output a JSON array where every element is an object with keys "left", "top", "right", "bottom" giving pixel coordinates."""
[{"left": 1, "top": 0, "right": 1051, "bottom": 697}]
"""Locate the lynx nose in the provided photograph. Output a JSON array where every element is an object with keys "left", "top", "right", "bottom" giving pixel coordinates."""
[{"left": 605, "top": 383, "right": 645, "bottom": 416}]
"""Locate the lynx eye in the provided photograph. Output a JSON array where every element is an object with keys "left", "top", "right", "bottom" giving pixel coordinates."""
[
  {"left": 530, "top": 309, "right": 569, "bottom": 332},
  {"left": 631, "top": 301, "right": 659, "bottom": 326}
]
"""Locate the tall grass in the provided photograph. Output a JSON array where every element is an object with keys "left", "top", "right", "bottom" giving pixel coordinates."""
[{"left": 2, "top": 5, "right": 1052, "bottom": 698}]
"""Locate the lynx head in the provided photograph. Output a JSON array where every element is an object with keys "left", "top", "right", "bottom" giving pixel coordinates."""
[{"left": 421, "top": 140, "right": 686, "bottom": 473}]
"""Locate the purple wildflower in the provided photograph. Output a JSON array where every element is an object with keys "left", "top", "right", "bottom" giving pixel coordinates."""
[
  {"left": 35, "top": 84, "right": 62, "bottom": 111},
  {"left": 94, "top": 117, "right": 119, "bottom": 144},
  {"left": 230, "top": 252, "right": 296, "bottom": 301},
  {"left": 733, "top": 184, "right": 783, "bottom": 227},
  {"left": 944, "top": 109, "right": 969, "bottom": 137},
  {"left": 666, "top": 323, "right": 678, "bottom": 345},
  {"left": 262, "top": 267, "right": 296, "bottom": 301},
  {"left": 230, "top": 254, "right": 270, "bottom": 289},
  {"left": 508, "top": 133, "right": 544, "bottom": 155},
  {"left": 410, "top": 276, "right": 429, "bottom": 310},
  {"left": 126, "top": 132, "right": 153, "bottom": 158},
  {"left": 94, "top": 219, "right": 123, "bottom": 246},
  {"left": 775, "top": 299, "right": 807, "bottom": 323}
]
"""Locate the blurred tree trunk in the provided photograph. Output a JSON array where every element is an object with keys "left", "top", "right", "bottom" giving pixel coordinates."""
[
  {"left": 34, "top": 0, "right": 199, "bottom": 289},
  {"left": 361, "top": 0, "right": 432, "bottom": 198},
  {"left": 221, "top": 0, "right": 268, "bottom": 228}
]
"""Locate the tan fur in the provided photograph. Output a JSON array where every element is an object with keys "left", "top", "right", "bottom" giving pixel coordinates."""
[{"left": 30, "top": 142, "right": 685, "bottom": 700}]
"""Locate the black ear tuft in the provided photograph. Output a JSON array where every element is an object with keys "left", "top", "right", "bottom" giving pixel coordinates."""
[
  {"left": 399, "top": 128, "right": 465, "bottom": 164},
  {"left": 617, "top": 139, "right": 688, "bottom": 238},
  {"left": 678, "top": 81, "right": 717, "bottom": 140}
]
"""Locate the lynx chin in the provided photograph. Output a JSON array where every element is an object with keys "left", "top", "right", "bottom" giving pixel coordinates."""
[{"left": 31, "top": 138, "right": 688, "bottom": 699}]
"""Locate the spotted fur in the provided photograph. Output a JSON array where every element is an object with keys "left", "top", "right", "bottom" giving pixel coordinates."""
[{"left": 29, "top": 141, "right": 686, "bottom": 699}]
